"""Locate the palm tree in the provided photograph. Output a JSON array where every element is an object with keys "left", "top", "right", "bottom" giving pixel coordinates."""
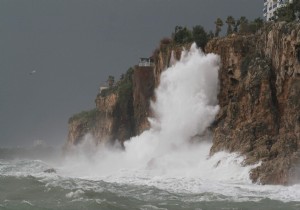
[
  {"left": 238, "top": 16, "right": 248, "bottom": 34},
  {"left": 253, "top": 18, "right": 263, "bottom": 29},
  {"left": 214, "top": 18, "right": 223, "bottom": 37},
  {"left": 234, "top": 20, "right": 240, "bottom": 33},
  {"left": 226, "top": 16, "right": 235, "bottom": 35},
  {"left": 208, "top": 30, "right": 214, "bottom": 39}
]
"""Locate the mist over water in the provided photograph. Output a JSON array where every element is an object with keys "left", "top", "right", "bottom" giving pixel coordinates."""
[
  {"left": 61, "top": 44, "right": 227, "bottom": 178},
  {"left": 1, "top": 44, "right": 300, "bottom": 209},
  {"left": 60, "top": 44, "right": 257, "bottom": 186},
  {"left": 57, "top": 44, "right": 300, "bottom": 203}
]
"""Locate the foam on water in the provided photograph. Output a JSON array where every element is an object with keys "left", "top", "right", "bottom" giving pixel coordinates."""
[
  {"left": 1, "top": 44, "right": 299, "bottom": 206},
  {"left": 61, "top": 44, "right": 221, "bottom": 177},
  {"left": 54, "top": 44, "right": 300, "bottom": 203}
]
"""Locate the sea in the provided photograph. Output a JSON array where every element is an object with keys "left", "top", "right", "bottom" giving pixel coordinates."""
[
  {"left": 0, "top": 148, "right": 300, "bottom": 210},
  {"left": 1, "top": 44, "right": 299, "bottom": 210}
]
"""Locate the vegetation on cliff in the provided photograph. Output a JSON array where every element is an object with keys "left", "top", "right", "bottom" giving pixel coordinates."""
[
  {"left": 274, "top": 0, "right": 300, "bottom": 22},
  {"left": 68, "top": 108, "right": 99, "bottom": 127},
  {"left": 169, "top": 15, "right": 264, "bottom": 53},
  {"left": 66, "top": 12, "right": 300, "bottom": 185},
  {"left": 206, "top": 22, "right": 300, "bottom": 185},
  {"left": 116, "top": 68, "right": 134, "bottom": 106},
  {"left": 172, "top": 25, "right": 209, "bottom": 49},
  {"left": 216, "top": 16, "right": 264, "bottom": 36},
  {"left": 99, "top": 68, "right": 134, "bottom": 99},
  {"left": 67, "top": 14, "right": 266, "bottom": 145}
]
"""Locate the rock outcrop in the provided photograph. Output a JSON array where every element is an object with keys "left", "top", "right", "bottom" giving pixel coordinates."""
[
  {"left": 132, "top": 66, "right": 155, "bottom": 135},
  {"left": 66, "top": 39, "right": 182, "bottom": 146},
  {"left": 206, "top": 22, "right": 300, "bottom": 185},
  {"left": 67, "top": 70, "right": 135, "bottom": 146},
  {"left": 66, "top": 22, "right": 300, "bottom": 185}
]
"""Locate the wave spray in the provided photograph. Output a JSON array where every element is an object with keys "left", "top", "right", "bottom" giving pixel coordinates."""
[
  {"left": 61, "top": 44, "right": 255, "bottom": 188},
  {"left": 2, "top": 44, "right": 299, "bottom": 206}
]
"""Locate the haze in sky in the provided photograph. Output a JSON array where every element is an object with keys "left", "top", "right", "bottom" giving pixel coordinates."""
[{"left": 0, "top": 0, "right": 262, "bottom": 147}]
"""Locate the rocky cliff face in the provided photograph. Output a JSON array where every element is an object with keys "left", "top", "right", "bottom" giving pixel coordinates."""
[
  {"left": 67, "top": 70, "right": 135, "bottom": 146},
  {"left": 206, "top": 22, "right": 300, "bottom": 185},
  {"left": 66, "top": 22, "right": 299, "bottom": 185},
  {"left": 66, "top": 40, "right": 179, "bottom": 146},
  {"left": 94, "top": 93, "right": 118, "bottom": 144},
  {"left": 67, "top": 93, "right": 117, "bottom": 146},
  {"left": 132, "top": 66, "right": 155, "bottom": 134}
]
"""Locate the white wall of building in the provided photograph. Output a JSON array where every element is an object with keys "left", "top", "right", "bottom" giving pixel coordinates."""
[{"left": 263, "top": 0, "right": 293, "bottom": 21}]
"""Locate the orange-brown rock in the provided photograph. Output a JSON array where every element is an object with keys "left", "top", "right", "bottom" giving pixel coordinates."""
[
  {"left": 206, "top": 22, "right": 300, "bottom": 185},
  {"left": 67, "top": 93, "right": 118, "bottom": 146},
  {"left": 133, "top": 66, "right": 155, "bottom": 134},
  {"left": 66, "top": 41, "right": 175, "bottom": 146}
]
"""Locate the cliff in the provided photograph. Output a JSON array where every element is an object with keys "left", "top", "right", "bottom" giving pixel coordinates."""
[
  {"left": 68, "top": 69, "right": 135, "bottom": 146},
  {"left": 206, "top": 22, "right": 300, "bottom": 185},
  {"left": 66, "top": 38, "right": 186, "bottom": 146},
  {"left": 66, "top": 22, "right": 300, "bottom": 185},
  {"left": 132, "top": 66, "right": 155, "bottom": 135}
]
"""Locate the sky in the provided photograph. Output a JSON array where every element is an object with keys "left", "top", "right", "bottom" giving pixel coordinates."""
[{"left": 0, "top": 0, "right": 262, "bottom": 147}]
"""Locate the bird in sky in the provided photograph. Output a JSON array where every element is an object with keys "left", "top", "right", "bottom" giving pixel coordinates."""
[{"left": 29, "top": 70, "right": 37, "bottom": 75}]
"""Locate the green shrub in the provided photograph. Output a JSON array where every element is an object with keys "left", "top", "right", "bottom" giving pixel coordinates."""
[
  {"left": 117, "top": 68, "right": 134, "bottom": 106},
  {"left": 173, "top": 26, "right": 193, "bottom": 44},
  {"left": 68, "top": 108, "right": 98, "bottom": 126},
  {"left": 274, "top": 0, "right": 300, "bottom": 22},
  {"left": 192, "top": 25, "right": 209, "bottom": 49}
]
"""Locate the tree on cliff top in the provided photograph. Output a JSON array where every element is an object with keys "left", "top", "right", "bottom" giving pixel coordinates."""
[
  {"left": 238, "top": 16, "right": 249, "bottom": 34},
  {"left": 192, "top": 25, "right": 208, "bottom": 49},
  {"left": 226, "top": 16, "right": 235, "bottom": 35},
  {"left": 172, "top": 25, "right": 209, "bottom": 49},
  {"left": 248, "top": 18, "right": 264, "bottom": 34},
  {"left": 214, "top": 18, "right": 223, "bottom": 37},
  {"left": 173, "top": 26, "right": 193, "bottom": 44}
]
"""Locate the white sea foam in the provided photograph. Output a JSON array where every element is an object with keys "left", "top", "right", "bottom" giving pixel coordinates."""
[
  {"left": 66, "top": 189, "right": 85, "bottom": 198},
  {"left": 21, "top": 200, "right": 34, "bottom": 206},
  {"left": 61, "top": 43, "right": 221, "bottom": 175},
  {"left": 5, "top": 43, "right": 299, "bottom": 203}
]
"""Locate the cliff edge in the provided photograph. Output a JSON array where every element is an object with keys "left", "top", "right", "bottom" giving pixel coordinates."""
[
  {"left": 66, "top": 22, "right": 300, "bottom": 185},
  {"left": 206, "top": 22, "right": 300, "bottom": 185}
]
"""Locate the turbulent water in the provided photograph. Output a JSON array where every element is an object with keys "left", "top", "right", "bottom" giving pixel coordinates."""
[{"left": 1, "top": 44, "right": 300, "bottom": 210}]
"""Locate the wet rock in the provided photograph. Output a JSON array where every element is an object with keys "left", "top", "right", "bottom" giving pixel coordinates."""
[
  {"left": 206, "top": 22, "right": 300, "bottom": 185},
  {"left": 44, "top": 168, "right": 56, "bottom": 173}
]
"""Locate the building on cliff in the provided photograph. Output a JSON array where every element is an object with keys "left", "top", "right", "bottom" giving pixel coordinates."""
[
  {"left": 139, "top": 57, "right": 154, "bottom": 67},
  {"left": 99, "top": 86, "right": 108, "bottom": 93},
  {"left": 263, "top": 0, "right": 293, "bottom": 21}
]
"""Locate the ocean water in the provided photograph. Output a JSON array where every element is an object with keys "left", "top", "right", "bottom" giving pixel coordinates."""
[
  {"left": 0, "top": 157, "right": 300, "bottom": 210},
  {"left": 1, "top": 44, "right": 299, "bottom": 209}
]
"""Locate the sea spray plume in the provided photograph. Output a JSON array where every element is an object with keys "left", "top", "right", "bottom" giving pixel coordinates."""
[
  {"left": 169, "top": 50, "right": 177, "bottom": 66},
  {"left": 60, "top": 43, "right": 254, "bottom": 184},
  {"left": 125, "top": 43, "right": 220, "bottom": 155}
]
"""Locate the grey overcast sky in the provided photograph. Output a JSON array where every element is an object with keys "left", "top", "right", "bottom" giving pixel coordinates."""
[{"left": 0, "top": 0, "right": 262, "bottom": 147}]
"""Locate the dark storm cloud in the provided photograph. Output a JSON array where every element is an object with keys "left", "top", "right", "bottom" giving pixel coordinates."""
[{"left": 0, "top": 0, "right": 262, "bottom": 147}]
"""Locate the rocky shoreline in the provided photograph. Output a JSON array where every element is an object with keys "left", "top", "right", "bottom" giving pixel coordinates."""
[{"left": 66, "top": 22, "right": 300, "bottom": 185}]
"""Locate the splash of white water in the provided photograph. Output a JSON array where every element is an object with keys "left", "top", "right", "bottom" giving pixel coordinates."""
[
  {"left": 60, "top": 44, "right": 256, "bottom": 183},
  {"left": 2, "top": 44, "right": 300, "bottom": 203},
  {"left": 169, "top": 50, "right": 177, "bottom": 66}
]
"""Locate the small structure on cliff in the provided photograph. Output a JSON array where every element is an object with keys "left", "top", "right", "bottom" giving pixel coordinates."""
[
  {"left": 139, "top": 57, "right": 154, "bottom": 67},
  {"left": 99, "top": 86, "right": 108, "bottom": 93}
]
